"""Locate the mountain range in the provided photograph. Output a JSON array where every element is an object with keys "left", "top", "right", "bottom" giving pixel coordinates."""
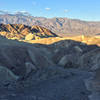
[{"left": 0, "top": 14, "right": 100, "bottom": 36}]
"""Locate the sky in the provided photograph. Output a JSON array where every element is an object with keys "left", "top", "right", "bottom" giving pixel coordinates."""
[{"left": 0, "top": 0, "right": 100, "bottom": 21}]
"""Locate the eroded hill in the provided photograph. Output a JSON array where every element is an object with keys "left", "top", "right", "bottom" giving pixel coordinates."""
[
  {"left": 0, "top": 24, "right": 57, "bottom": 40},
  {"left": 0, "top": 36, "right": 100, "bottom": 100}
]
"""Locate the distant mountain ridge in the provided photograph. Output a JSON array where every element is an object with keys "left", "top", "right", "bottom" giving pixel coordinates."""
[
  {"left": 0, "top": 24, "right": 57, "bottom": 40},
  {"left": 0, "top": 14, "right": 100, "bottom": 36}
]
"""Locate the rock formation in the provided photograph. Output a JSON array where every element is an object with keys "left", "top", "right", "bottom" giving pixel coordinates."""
[
  {"left": 0, "top": 34, "right": 100, "bottom": 99},
  {"left": 0, "top": 24, "right": 57, "bottom": 40}
]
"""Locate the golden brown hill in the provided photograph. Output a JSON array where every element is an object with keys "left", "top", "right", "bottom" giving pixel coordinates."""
[
  {"left": 0, "top": 24, "right": 57, "bottom": 40},
  {"left": 24, "top": 35, "right": 100, "bottom": 46},
  {"left": 23, "top": 35, "right": 100, "bottom": 46}
]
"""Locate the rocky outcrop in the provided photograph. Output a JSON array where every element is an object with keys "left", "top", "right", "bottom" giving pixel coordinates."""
[
  {"left": 58, "top": 54, "right": 79, "bottom": 68},
  {"left": 0, "top": 44, "right": 55, "bottom": 81},
  {"left": 0, "top": 65, "right": 19, "bottom": 85},
  {"left": 79, "top": 48, "right": 100, "bottom": 70}
]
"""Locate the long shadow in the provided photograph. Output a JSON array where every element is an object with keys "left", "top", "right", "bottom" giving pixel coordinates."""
[
  {"left": 0, "top": 36, "right": 100, "bottom": 100},
  {"left": 0, "top": 35, "right": 100, "bottom": 70}
]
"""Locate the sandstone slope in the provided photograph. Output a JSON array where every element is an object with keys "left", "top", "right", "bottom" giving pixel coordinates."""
[{"left": 0, "top": 24, "right": 57, "bottom": 40}]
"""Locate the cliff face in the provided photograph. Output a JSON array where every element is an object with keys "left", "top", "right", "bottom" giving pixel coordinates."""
[{"left": 0, "top": 24, "right": 57, "bottom": 40}]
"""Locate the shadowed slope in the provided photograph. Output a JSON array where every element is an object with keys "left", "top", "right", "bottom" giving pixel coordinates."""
[{"left": 0, "top": 36, "right": 100, "bottom": 100}]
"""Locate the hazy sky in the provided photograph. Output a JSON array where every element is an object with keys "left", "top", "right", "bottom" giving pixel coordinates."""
[{"left": 0, "top": 0, "right": 100, "bottom": 21}]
